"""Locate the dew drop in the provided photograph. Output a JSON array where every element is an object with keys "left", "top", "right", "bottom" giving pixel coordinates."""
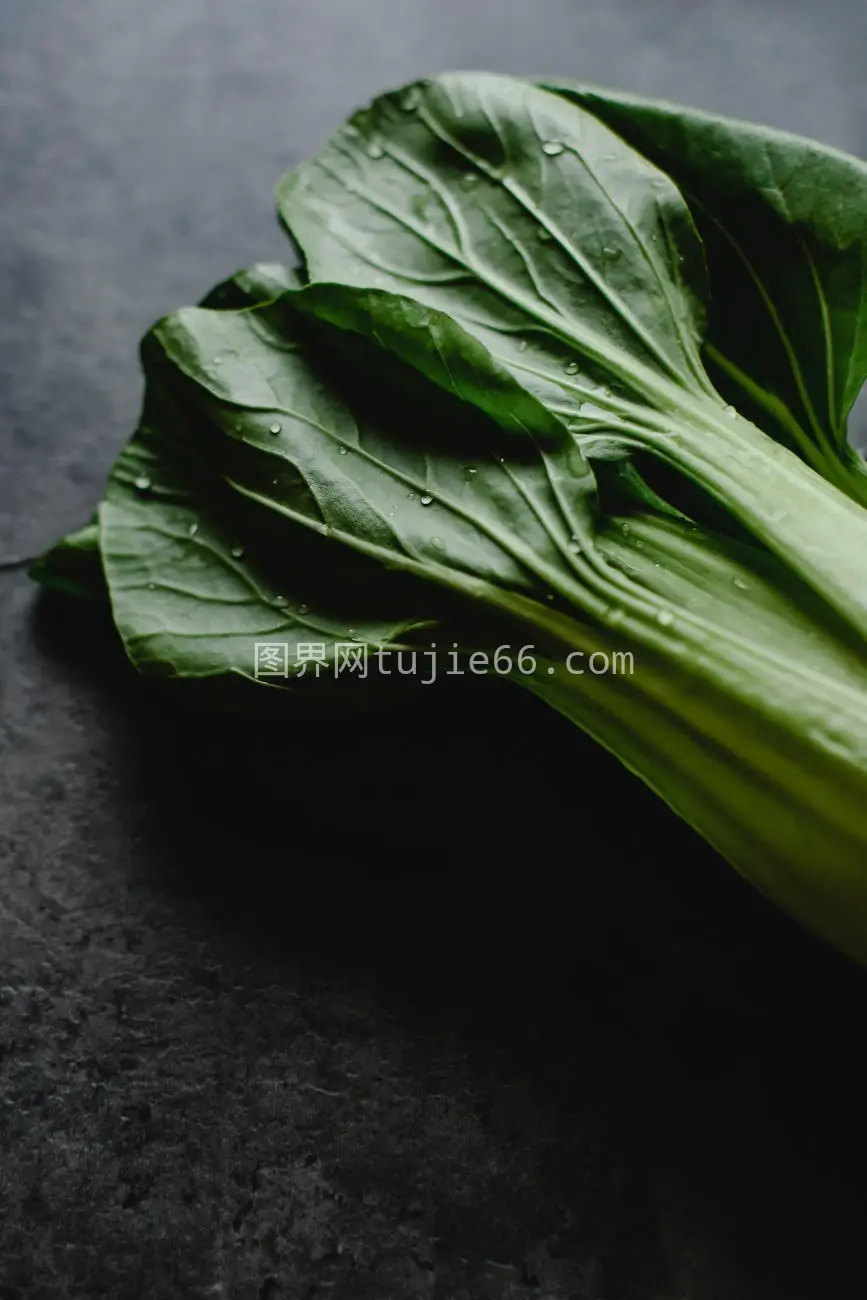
[
  {"left": 733, "top": 577, "right": 748, "bottom": 590},
  {"left": 542, "top": 140, "right": 564, "bottom": 156},
  {"left": 657, "top": 610, "right": 674, "bottom": 628},
  {"left": 134, "top": 475, "right": 151, "bottom": 492},
  {"left": 724, "top": 404, "right": 737, "bottom": 418},
  {"left": 564, "top": 361, "right": 579, "bottom": 375},
  {"left": 517, "top": 338, "right": 528, "bottom": 352},
  {"left": 537, "top": 228, "right": 553, "bottom": 243},
  {"left": 602, "top": 246, "right": 620, "bottom": 260},
  {"left": 431, "top": 536, "right": 445, "bottom": 550},
  {"left": 461, "top": 172, "right": 479, "bottom": 187},
  {"left": 366, "top": 140, "right": 385, "bottom": 159},
  {"left": 338, "top": 446, "right": 348, "bottom": 455},
  {"left": 298, "top": 603, "right": 310, "bottom": 615},
  {"left": 274, "top": 595, "right": 288, "bottom": 606},
  {"left": 231, "top": 546, "right": 244, "bottom": 559},
  {"left": 188, "top": 523, "right": 198, "bottom": 537},
  {"left": 547, "top": 666, "right": 555, "bottom": 675},
  {"left": 546, "top": 593, "right": 555, "bottom": 602},
  {"left": 269, "top": 422, "right": 282, "bottom": 435},
  {"left": 420, "top": 493, "right": 433, "bottom": 506}
]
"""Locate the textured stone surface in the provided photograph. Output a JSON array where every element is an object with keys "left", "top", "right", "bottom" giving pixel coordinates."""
[{"left": 2, "top": 2, "right": 867, "bottom": 1297}]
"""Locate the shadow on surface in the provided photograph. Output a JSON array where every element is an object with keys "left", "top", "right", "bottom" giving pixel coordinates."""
[{"left": 29, "top": 586, "right": 867, "bottom": 1297}]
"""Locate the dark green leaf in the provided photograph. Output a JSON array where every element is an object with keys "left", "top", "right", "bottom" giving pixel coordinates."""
[
  {"left": 29, "top": 519, "right": 106, "bottom": 603},
  {"left": 539, "top": 79, "right": 867, "bottom": 496}
]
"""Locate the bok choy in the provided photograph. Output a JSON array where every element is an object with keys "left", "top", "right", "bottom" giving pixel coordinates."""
[{"left": 33, "top": 73, "right": 867, "bottom": 964}]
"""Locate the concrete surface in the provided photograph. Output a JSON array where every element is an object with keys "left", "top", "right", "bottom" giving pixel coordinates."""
[{"left": 2, "top": 3, "right": 867, "bottom": 1297}]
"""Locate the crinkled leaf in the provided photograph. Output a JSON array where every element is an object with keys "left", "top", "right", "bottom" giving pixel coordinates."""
[
  {"left": 99, "top": 382, "right": 431, "bottom": 693},
  {"left": 540, "top": 79, "right": 867, "bottom": 494},
  {"left": 279, "top": 71, "right": 716, "bottom": 430},
  {"left": 199, "top": 262, "right": 301, "bottom": 311},
  {"left": 142, "top": 294, "right": 602, "bottom": 614},
  {"left": 279, "top": 72, "right": 867, "bottom": 646}
]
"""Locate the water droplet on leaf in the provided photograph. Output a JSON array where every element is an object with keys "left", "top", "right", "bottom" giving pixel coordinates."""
[
  {"left": 366, "top": 140, "right": 385, "bottom": 159},
  {"left": 657, "top": 610, "right": 674, "bottom": 628},
  {"left": 188, "top": 523, "right": 198, "bottom": 537},
  {"left": 338, "top": 446, "right": 348, "bottom": 455},
  {"left": 564, "top": 361, "right": 579, "bottom": 375},
  {"left": 134, "top": 475, "right": 151, "bottom": 492},
  {"left": 231, "top": 546, "right": 244, "bottom": 559},
  {"left": 269, "top": 422, "right": 282, "bottom": 435},
  {"left": 420, "top": 494, "right": 433, "bottom": 506},
  {"left": 542, "top": 140, "right": 564, "bottom": 156}
]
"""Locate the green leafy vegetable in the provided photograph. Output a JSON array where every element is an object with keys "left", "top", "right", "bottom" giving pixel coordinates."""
[
  {"left": 32, "top": 72, "right": 867, "bottom": 965},
  {"left": 539, "top": 79, "right": 867, "bottom": 500}
]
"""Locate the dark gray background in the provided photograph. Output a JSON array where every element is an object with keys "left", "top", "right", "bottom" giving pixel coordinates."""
[{"left": 2, "top": 3, "right": 866, "bottom": 1298}]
